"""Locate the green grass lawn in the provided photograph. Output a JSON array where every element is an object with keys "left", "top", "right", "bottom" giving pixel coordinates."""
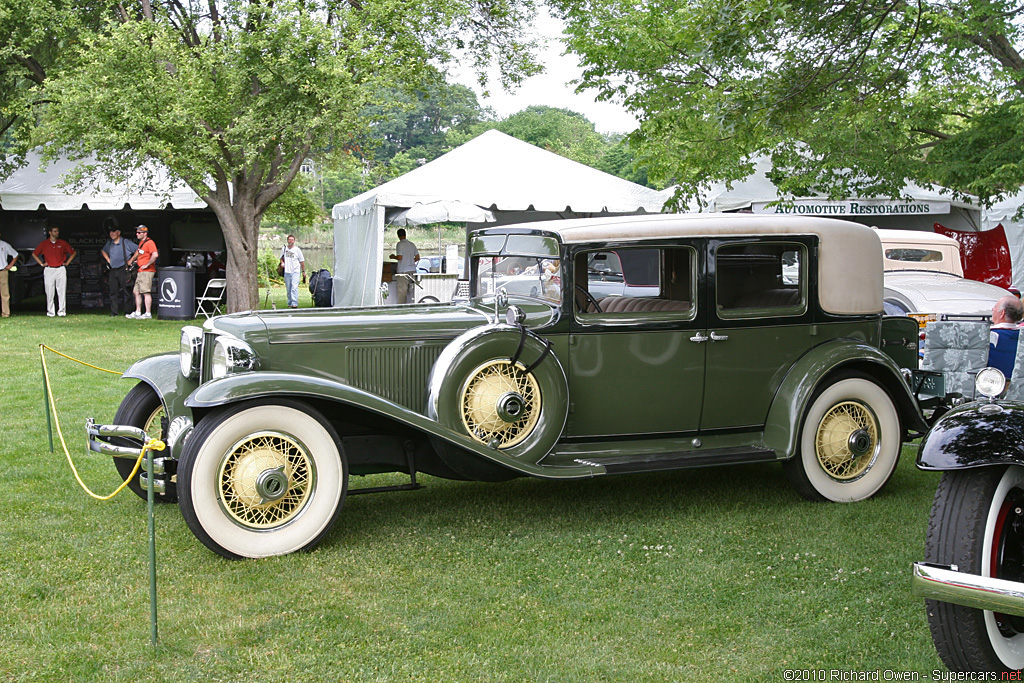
[{"left": 0, "top": 297, "right": 947, "bottom": 681}]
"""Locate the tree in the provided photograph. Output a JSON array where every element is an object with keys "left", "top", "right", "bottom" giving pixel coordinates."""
[
  {"left": 551, "top": 0, "right": 1024, "bottom": 208},
  {"left": 491, "top": 105, "right": 607, "bottom": 166},
  {"left": 0, "top": 0, "right": 110, "bottom": 176},
  {"left": 21, "top": 0, "right": 540, "bottom": 312}
]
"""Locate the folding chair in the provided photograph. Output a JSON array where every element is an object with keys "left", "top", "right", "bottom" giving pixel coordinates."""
[{"left": 196, "top": 278, "right": 226, "bottom": 319}]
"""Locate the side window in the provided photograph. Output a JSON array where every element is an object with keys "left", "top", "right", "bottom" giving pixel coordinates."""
[
  {"left": 715, "top": 242, "right": 807, "bottom": 318},
  {"left": 575, "top": 247, "right": 695, "bottom": 318}
]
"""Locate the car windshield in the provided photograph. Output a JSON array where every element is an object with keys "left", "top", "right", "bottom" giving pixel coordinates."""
[{"left": 473, "top": 255, "right": 562, "bottom": 304}]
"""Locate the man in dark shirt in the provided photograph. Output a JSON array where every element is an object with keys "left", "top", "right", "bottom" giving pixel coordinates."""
[{"left": 989, "top": 295, "right": 1023, "bottom": 378}]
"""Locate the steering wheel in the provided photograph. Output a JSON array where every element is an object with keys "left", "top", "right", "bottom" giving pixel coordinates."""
[{"left": 574, "top": 284, "right": 601, "bottom": 313}]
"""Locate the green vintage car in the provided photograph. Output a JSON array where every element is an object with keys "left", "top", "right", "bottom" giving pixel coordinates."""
[{"left": 88, "top": 213, "right": 927, "bottom": 559}]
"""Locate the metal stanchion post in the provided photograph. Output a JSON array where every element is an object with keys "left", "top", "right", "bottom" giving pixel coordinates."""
[{"left": 147, "top": 448, "right": 158, "bottom": 647}]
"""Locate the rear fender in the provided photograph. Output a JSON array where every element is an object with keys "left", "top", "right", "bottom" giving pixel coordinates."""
[
  {"left": 917, "top": 401, "right": 1024, "bottom": 471},
  {"left": 186, "top": 372, "right": 595, "bottom": 480},
  {"left": 764, "top": 340, "right": 925, "bottom": 459}
]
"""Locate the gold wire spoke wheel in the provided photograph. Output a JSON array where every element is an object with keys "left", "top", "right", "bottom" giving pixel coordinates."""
[
  {"left": 460, "top": 359, "right": 541, "bottom": 449},
  {"left": 814, "top": 400, "right": 878, "bottom": 480},
  {"left": 217, "top": 432, "right": 314, "bottom": 529},
  {"left": 143, "top": 405, "right": 164, "bottom": 441}
]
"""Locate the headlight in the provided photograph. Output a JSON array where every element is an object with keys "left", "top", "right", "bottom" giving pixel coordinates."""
[
  {"left": 976, "top": 367, "right": 1007, "bottom": 399},
  {"left": 180, "top": 326, "right": 203, "bottom": 379},
  {"left": 211, "top": 336, "right": 259, "bottom": 379}
]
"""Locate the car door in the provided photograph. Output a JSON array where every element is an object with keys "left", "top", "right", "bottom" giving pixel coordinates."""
[
  {"left": 700, "top": 237, "right": 816, "bottom": 431},
  {"left": 566, "top": 243, "right": 708, "bottom": 438}
]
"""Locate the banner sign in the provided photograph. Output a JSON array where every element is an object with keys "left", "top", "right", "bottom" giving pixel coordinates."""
[{"left": 751, "top": 199, "right": 950, "bottom": 216}]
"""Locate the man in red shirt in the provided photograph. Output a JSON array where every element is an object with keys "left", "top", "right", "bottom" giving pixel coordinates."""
[
  {"left": 126, "top": 225, "right": 159, "bottom": 319},
  {"left": 32, "top": 226, "right": 76, "bottom": 317}
]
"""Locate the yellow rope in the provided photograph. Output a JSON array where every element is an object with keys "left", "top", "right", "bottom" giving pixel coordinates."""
[
  {"left": 40, "top": 344, "right": 123, "bottom": 375},
  {"left": 39, "top": 344, "right": 164, "bottom": 500}
]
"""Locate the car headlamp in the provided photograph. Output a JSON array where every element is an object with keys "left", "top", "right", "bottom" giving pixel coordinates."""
[
  {"left": 211, "top": 336, "right": 259, "bottom": 379},
  {"left": 975, "top": 367, "right": 1007, "bottom": 399},
  {"left": 180, "top": 326, "right": 203, "bottom": 380}
]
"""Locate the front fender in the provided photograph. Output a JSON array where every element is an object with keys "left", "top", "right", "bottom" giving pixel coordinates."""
[
  {"left": 186, "top": 372, "right": 596, "bottom": 480},
  {"left": 764, "top": 339, "right": 924, "bottom": 459},
  {"left": 917, "top": 401, "right": 1024, "bottom": 470},
  {"left": 124, "top": 353, "right": 198, "bottom": 426}
]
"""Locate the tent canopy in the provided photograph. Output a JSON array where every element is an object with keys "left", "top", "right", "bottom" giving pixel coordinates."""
[
  {"left": 698, "top": 157, "right": 981, "bottom": 232},
  {"left": 0, "top": 150, "right": 207, "bottom": 211},
  {"left": 330, "top": 130, "right": 667, "bottom": 306}
]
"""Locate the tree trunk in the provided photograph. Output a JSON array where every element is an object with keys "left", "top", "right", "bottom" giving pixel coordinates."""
[{"left": 203, "top": 190, "right": 261, "bottom": 313}]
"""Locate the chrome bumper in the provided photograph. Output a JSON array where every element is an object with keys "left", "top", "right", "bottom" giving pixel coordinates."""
[
  {"left": 912, "top": 562, "right": 1024, "bottom": 617},
  {"left": 86, "top": 418, "right": 149, "bottom": 458}
]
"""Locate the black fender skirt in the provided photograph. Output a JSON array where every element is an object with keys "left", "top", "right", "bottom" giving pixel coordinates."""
[{"left": 917, "top": 401, "right": 1024, "bottom": 471}]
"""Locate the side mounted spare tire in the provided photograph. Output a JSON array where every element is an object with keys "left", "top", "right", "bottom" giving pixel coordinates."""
[{"left": 427, "top": 325, "right": 568, "bottom": 472}]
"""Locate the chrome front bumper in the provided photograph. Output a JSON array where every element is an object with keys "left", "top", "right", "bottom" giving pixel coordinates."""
[
  {"left": 912, "top": 562, "right": 1024, "bottom": 617},
  {"left": 86, "top": 419, "right": 149, "bottom": 458}
]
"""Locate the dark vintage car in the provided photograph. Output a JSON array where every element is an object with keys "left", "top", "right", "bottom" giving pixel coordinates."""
[
  {"left": 88, "top": 214, "right": 930, "bottom": 559},
  {"left": 912, "top": 356, "right": 1024, "bottom": 673}
]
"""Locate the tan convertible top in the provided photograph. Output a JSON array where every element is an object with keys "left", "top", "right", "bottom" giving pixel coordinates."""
[{"left": 523, "top": 213, "right": 884, "bottom": 315}]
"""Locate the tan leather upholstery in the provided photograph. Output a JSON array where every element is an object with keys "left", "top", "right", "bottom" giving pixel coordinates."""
[{"left": 598, "top": 296, "right": 691, "bottom": 313}]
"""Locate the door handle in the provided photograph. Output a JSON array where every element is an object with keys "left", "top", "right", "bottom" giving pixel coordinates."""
[
  {"left": 710, "top": 332, "right": 729, "bottom": 342},
  {"left": 689, "top": 332, "right": 708, "bottom": 343}
]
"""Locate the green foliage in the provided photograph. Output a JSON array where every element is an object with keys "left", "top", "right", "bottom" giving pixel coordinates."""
[
  {"left": 551, "top": 0, "right": 1024, "bottom": 205},
  {"left": 257, "top": 247, "right": 282, "bottom": 288},
  {"left": 489, "top": 105, "right": 607, "bottom": 166},
  {"left": 8, "top": 0, "right": 542, "bottom": 313},
  {"left": 263, "top": 172, "right": 324, "bottom": 228}
]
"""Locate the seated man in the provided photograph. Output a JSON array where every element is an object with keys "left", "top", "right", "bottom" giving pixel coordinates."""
[{"left": 989, "top": 295, "right": 1023, "bottom": 378}]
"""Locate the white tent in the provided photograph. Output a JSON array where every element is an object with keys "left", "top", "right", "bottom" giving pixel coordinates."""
[
  {"left": 330, "top": 130, "right": 667, "bottom": 306},
  {"left": 699, "top": 157, "right": 982, "bottom": 231},
  {"left": 0, "top": 151, "right": 207, "bottom": 211}
]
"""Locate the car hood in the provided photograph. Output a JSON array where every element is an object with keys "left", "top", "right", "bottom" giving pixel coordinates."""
[
  {"left": 208, "top": 300, "right": 554, "bottom": 345},
  {"left": 884, "top": 271, "right": 1011, "bottom": 315}
]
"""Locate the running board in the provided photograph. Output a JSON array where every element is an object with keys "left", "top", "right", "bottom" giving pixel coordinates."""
[{"left": 574, "top": 447, "right": 777, "bottom": 474}]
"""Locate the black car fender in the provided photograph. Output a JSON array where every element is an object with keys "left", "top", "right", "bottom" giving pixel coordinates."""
[{"left": 917, "top": 401, "right": 1024, "bottom": 471}]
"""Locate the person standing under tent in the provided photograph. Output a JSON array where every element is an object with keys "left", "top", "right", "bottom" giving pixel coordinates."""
[
  {"left": 100, "top": 221, "right": 138, "bottom": 317},
  {"left": 389, "top": 228, "right": 420, "bottom": 304},
  {"left": 0, "top": 232, "right": 18, "bottom": 318},
  {"left": 32, "top": 226, "right": 76, "bottom": 317},
  {"left": 126, "top": 225, "right": 158, "bottom": 320}
]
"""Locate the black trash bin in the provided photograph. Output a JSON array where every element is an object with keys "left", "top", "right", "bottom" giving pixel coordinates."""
[{"left": 155, "top": 267, "right": 196, "bottom": 320}]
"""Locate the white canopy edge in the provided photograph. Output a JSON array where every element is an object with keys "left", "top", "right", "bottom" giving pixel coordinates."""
[{"left": 0, "top": 150, "right": 207, "bottom": 211}]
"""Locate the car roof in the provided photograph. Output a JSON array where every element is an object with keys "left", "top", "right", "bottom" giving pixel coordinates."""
[
  {"left": 504, "top": 213, "right": 883, "bottom": 316},
  {"left": 874, "top": 229, "right": 959, "bottom": 248}
]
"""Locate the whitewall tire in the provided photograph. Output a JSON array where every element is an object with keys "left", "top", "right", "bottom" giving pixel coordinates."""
[{"left": 178, "top": 400, "right": 347, "bottom": 559}]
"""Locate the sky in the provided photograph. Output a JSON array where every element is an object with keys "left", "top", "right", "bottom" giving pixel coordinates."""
[{"left": 452, "top": 10, "right": 639, "bottom": 135}]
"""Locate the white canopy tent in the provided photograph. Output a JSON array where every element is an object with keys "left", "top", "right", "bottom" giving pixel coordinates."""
[
  {"left": 330, "top": 130, "right": 667, "bottom": 306},
  {"left": 698, "top": 157, "right": 982, "bottom": 231},
  {"left": 0, "top": 151, "right": 207, "bottom": 212}
]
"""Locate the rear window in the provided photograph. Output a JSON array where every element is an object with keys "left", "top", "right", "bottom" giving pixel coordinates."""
[{"left": 884, "top": 248, "right": 944, "bottom": 263}]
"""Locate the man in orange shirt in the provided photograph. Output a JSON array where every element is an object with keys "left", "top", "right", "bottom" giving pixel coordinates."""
[
  {"left": 32, "top": 226, "right": 76, "bottom": 317},
  {"left": 126, "top": 225, "right": 159, "bottom": 319}
]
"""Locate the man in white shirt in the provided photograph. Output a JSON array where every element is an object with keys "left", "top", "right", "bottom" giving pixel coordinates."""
[
  {"left": 0, "top": 232, "right": 19, "bottom": 318},
  {"left": 389, "top": 228, "right": 419, "bottom": 304},
  {"left": 279, "top": 234, "right": 306, "bottom": 309}
]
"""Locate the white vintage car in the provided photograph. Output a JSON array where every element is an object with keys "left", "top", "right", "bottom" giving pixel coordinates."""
[{"left": 879, "top": 229, "right": 1013, "bottom": 319}]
